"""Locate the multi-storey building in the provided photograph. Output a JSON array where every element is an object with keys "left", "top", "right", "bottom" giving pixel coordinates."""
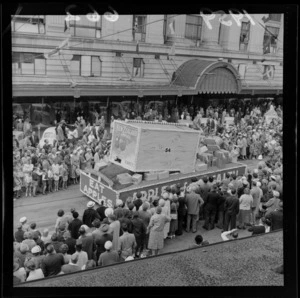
[{"left": 11, "top": 13, "right": 283, "bottom": 124}]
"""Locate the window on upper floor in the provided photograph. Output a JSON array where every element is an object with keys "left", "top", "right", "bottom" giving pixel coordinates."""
[
  {"left": 69, "top": 16, "right": 101, "bottom": 38},
  {"left": 239, "top": 22, "right": 250, "bottom": 51},
  {"left": 185, "top": 15, "right": 202, "bottom": 44},
  {"left": 12, "top": 16, "right": 45, "bottom": 34},
  {"left": 263, "top": 26, "right": 280, "bottom": 54},
  {"left": 133, "top": 58, "right": 145, "bottom": 77},
  {"left": 269, "top": 14, "right": 281, "bottom": 22},
  {"left": 12, "top": 52, "right": 46, "bottom": 75},
  {"left": 263, "top": 65, "right": 275, "bottom": 80},
  {"left": 132, "top": 15, "right": 147, "bottom": 42},
  {"left": 69, "top": 55, "right": 102, "bottom": 77}
]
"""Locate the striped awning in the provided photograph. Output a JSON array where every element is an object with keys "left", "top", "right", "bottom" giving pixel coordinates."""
[{"left": 171, "top": 59, "right": 242, "bottom": 94}]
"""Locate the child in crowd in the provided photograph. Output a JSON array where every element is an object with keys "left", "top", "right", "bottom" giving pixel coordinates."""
[
  {"left": 47, "top": 168, "right": 53, "bottom": 193},
  {"left": 52, "top": 161, "right": 60, "bottom": 192},
  {"left": 42, "top": 170, "right": 48, "bottom": 195},
  {"left": 31, "top": 167, "right": 39, "bottom": 197},
  {"left": 61, "top": 162, "right": 69, "bottom": 190}
]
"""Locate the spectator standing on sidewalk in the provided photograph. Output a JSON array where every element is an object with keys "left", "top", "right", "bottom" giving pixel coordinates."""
[
  {"left": 185, "top": 185, "right": 203, "bottom": 233},
  {"left": 203, "top": 185, "right": 220, "bottom": 231}
]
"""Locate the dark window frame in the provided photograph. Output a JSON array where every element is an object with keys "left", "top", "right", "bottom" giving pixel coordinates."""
[
  {"left": 132, "top": 57, "right": 145, "bottom": 77},
  {"left": 132, "top": 15, "right": 147, "bottom": 42},
  {"left": 263, "top": 25, "right": 280, "bottom": 53},
  {"left": 239, "top": 21, "right": 250, "bottom": 51},
  {"left": 185, "top": 14, "right": 203, "bottom": 41}
]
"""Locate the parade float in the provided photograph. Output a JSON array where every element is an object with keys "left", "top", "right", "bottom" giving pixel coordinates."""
[{"left": 80, "top": 120, "right": 246, "bottom": 207}]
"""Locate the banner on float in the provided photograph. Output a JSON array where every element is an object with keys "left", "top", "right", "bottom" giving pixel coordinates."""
[
  {"left": 118, "top": 164, "right": 246, "bottom": 202},
  {"left": 80, "top": 171, "right": 118, "bottom": 207}
]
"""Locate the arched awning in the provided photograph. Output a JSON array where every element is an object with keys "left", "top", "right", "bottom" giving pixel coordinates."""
[{"left": 171, "top": 59, "right": 242, "bottom": 94}]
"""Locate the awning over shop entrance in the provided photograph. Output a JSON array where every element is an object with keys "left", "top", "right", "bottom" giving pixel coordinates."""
[{"left": 171, "top": 59, "right": 242, "bottom": 94}]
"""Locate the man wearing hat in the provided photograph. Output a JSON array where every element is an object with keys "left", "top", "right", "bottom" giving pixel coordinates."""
[
  {"left": 29, "top": 245, "right": 45, "bottom": 269},
  {"left": 94, "top": 224, "right": 113, "bottom": 261},
  {"left": 98, "top": 241, "right": 120, "bottom": 266},
  {"left": 82, "top": 201, "right": 100, "bottom": 228},
  {"left": 20, "top": 217, "right": 30, "bottom": 232},
  {"left": 266, "top": 200, "right": 283, "bottom": 231},
  {"left": 114, "top": 199, "right": 125, "bottom": 220},
  {"left": 15, "top": 223, "right": 25, "bottom": 243}
]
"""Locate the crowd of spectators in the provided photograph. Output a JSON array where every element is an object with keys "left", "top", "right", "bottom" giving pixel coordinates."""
[
  {"left": 14, "top": 154, "right": 283, "bottom": 284},
  {"left": 13, "top": 98, "right": 283, "bottom": 284},
  {"left": 13, "top": 99, "right": 282, "bottom": 200},
  {"left": 13, "top": 115, "right": 111, "bottom": 200}
]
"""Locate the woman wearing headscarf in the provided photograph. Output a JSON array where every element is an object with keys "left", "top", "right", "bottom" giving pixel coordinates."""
[{"left": 146, "top": 206, "right": 171, "bottom": 256}]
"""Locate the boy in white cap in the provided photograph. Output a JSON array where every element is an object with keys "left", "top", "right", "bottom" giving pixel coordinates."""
[
  {"left": 98, "top": 241, "right": 119, "bottom": 267},
  {"left": 82, "top": 201, "right": 100, "bottom": 228},
  {"left": 19, "top": 217, "right": 30, "bottom": 232}
]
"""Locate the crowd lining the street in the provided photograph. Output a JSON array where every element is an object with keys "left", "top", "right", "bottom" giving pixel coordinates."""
[
  {"left": 13, "top": 99, "right": 283, "bottom": 284},
  {"left": 14, "top": 157, "right": 283, "bottom": 284},
  {"left": 13, "top": 100, "right": 282, "bottom": 199}
]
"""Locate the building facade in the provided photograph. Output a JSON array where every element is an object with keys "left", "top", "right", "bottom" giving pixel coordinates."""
[{"left": 11, "top": 13, "right": 283, "bottom": 124}]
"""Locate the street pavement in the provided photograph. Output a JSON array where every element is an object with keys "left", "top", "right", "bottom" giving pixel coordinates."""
[{"left": 13, "top": 158, "right": 261, "bottom": 253}]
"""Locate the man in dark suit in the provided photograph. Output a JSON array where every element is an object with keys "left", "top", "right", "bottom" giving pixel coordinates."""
[
  {"left": 223, "top": 189, "right": 240, "bottom": 231},
  {"left": 185, "top": 185, "right": 204, "bottom": 233},
  {"left": 266, "top": 200, "right": 283, "bottom": 231},
  {"left": 29, "top": 131, "right": 40, "bottom": 147},
  {"left": 202, "top": 185, "right": 221, "bottom": 230}
]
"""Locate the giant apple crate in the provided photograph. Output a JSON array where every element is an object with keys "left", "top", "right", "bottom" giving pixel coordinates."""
[{"left": 109, "top": 120, "right": 201, "bottom": 173}]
